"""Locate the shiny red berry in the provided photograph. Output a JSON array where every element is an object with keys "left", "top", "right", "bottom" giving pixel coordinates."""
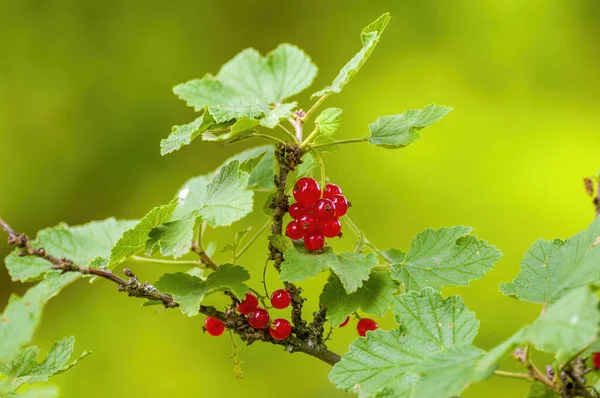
[
  {"left": 269, "top": 318, "right": 292, "bottom": 341},
  {"left": 304, "top": 232, "right": 325, "bottom": 251},
  {"left": 339, "top": 316, "right": 350, "bottom": 328},
  {"left": 270, "top": 289, "right": 292, "bottom": 309},
  {"left": 286, "top": 220, "right": 304, "bottom": 240},
  {"left": 248, "top": 308, "right": 270, "bottom": 329},
  {"left": 593, "top": 352, "right": 600, "bottom": 369},
  {"left": 357, "top": 318, "right": 378, "bottom": 337},
  {"left": 297, "top": 214, "right": 318, "bottom": 234},
  {"left": 331, "top": 195, "right": 349, "bottom": 217},
  {"left": 319, "top": 218, "right": 342, "bottom": 238},
  {"left": 324, "top": 183, "right": 342, "bottom": 199},
  {"left": 289, "top": 203, "right": 308, "bottom": 219},
  {"left": 313, "top": 198, "right": 337, "bottom": 221},
  {"left": 204, "top": 317, "right": 225, "bottom": 336},
  {"left": 236, "top": 293, "right": 259, "bottom": 315},
  {"left": 293, "top": 177, "right": 321, "bottom": 206}
]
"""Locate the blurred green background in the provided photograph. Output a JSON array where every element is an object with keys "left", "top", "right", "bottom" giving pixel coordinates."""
[{"left": 1, "top": 0, "right": 600, "bottom": 396}]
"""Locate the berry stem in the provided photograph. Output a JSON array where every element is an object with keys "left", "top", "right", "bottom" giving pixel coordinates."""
[
  {"left": 130, "top": 256, "right": 209, "bottom": 268},
  {"left": 492, "top": 370, "right": 534, "bottom": 382},
  {"left": 309, "top": 147, "right": 327, "bottom": 195},
  {"left": 235, "top": 218, "right": 272, "bottom": 262}
]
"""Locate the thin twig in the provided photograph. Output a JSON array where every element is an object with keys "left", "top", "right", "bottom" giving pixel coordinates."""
[
  {"left": 310, "top": 137, "right": 367, "bottom": 149},
  {"left": 236, "top": 218, "right": 271, "bottom": 261},
  {"left": 302, "top": 94, "right": 329, "bottom": 122},
  {"left": 130, "top": 256, "right": 206, "bottom": 268}
]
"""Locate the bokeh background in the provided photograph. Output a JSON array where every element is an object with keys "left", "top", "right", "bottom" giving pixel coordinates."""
[{"left": 1, "top": 0, "right": 600, "bottom": 396}]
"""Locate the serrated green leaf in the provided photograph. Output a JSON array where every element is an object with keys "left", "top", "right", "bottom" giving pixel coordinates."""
[
  {"left": 315, "top": 108, "right": 343, "bottom": 136},
  {"left": 260, "top": 102, "right": 297, "bottom": 129},
  {"left": 6, "top": 219, "right": 136, "bottom": 282},
  {"left": 221, "top": 228, "right": 251, "bottom": 255},
  {"left": 367, "top": 104, "right": 453, "bottom": 149},
  {"left": 155, "top": 264, "right": 250, "bottom": 316},
  {"left": 381, "top": 248, "right": 406, "bottom": 263},
  {"left": 202, "top": 117, "right": 259, "bottom": 142},
  {"left": 500, "top": 217, "right": 600, "bottom": 305},
  {"left": 390, "top": 226, "right": 501, "bottom": 291},
  {"left": 527, "top": 383, "right": 560, "bottom": 398},
  {"left": 296, "top": 152, "right": 318, "bottom": 179},
  {"left": 268, "top": 235, "right": 293, "bottom": 253},
  {"left": 330, "top": 289, "right": 480, "bottom": 397},
  {"left": 220, "top": 145, "right": 275, "bottom": 190},
  {"left": 313, "top": 13, "right": 390, "bottom": 98},
  {"left": 0, "top": 273, "right": 78, "bottom": 363},
  {"left": 263, "top": 191, "right": 276, "bottom": 216},
  {"left": 108, "top": 202, "right": 177, "bottom": 267},
  {"left": 146, "top": 211, "right": 200, "bottom": 258},
  {"left": 160, "top": 114, "right": 215, "bottom": 155},
  {"left": 281, "top": 246, "right": 378, "bottom": 293},
  {"left": 320, "top": 271, "right": 398, "bottom": 327},
  {"left": 218, "top": 44, "right": 317, "bottom": 104}
]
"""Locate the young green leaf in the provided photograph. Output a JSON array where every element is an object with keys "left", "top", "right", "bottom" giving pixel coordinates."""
[
  {"left": 315, "top": 108, "right": 343, "bottom": 136},
  {"left": 268, "top": 235, "right": 293, "bottom": 253},
  {"left": 154, "top": 264, "right": 250, "bottom": 316},
  {"left": 390, "top": 226, "right": 501, "bottom": 291},
  {"left": 220, "top": 145, "right": 275, "bottom": 190},
  {"left": 527, "top": 383, "right": 560, "bottom": 398},
  {"left": 260, "top": 102, "right": 297, "bottom": 129},
  {"left": 109, "top": 202, "right": 178, "bottom": 267},
  {"left": 146, "top": 211, "right": 201, "bottom": 258},
  {"left": 160, "top": 114, "right": 215, "bottom": 156},
  {"left": 280, "top": 246, "right": 378, "bottom": 293},
  {"left": 329, "top": 289, "right": 482, "bottom": 397},
  {"left": 500, "top": 217, "right": 600, "bottom": 305},
  {"left": 202, "top": 117, "right": 259, "bottom": 142},
  {"left": 320, "top": 270, "right": 398, "bottom": 327},
  {"left": 367, "top": 104, "right": 453, "bottom": 149},
  {"left": 313, "top": 13, "right": 391, "bottom": 98}
]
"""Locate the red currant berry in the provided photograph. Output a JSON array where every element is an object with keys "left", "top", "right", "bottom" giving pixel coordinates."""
[
  {"left": 293, "top": 177, "right": 321, "bottom": 206},
  {"left": 236, "top": 293, "right": 259, "bottom": 315},
  {"left": 357, "top": 318, "right": 378, "bottom": 337},
  {"left": 331, "top": 194, "right": 349, "bottom": 217},
  {"left": 313, "top": 198, "right": 337, "bottom": 221},
  {"left": 297, "top": 214, "right": 318, "bottom": 234},
  {"left": 304, "top": 232, "right": 325, "bottom": 251},
  {"left": 248, "top": 308, "right": 270, "bottom": 329},
  {"left": 204, "top": 317, "right": 225, "bottom": 336},
  {"left": 269, "top": 318, "right": 292, "bottom": 341},
  {"left": 339, "top": 316, "right": 350, "bottom": 328},
  {"left": 593, "top": 352, "right": 600, "bottom": 369},
  {"left": 324, "top": 183, "right": 342, "bottom": 199},
  {"left": 289, "top": 203, "right": 308, "bottom": 219},
  {"left": 286, "top": 220, "right": 304, "bottom": 240},
  {"left": 319, "top": 218, "right": 342, "bottom": 238},
  {"left": 270, "top": 289, "right": 292, "bottom": 309}
]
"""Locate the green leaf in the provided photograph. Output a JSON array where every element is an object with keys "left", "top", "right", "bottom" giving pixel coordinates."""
[
  {"left": 221, "top": 228, "right": 251, "bottom": 255},
  {"left": 0, "top": 273, "right": 79, "bottom": 363},
  {"left": 14, "top": 386, "right": 60, "bottom": 398},
  {"left": 381, "top": 248, "right": 406, "bottom": 263},
  {"left": 160, "top": 114, "right": 215, "bottom": 155},
  {"left": 315, "top": 108, "right": 343, "bottom": 136},
  {"left": 320, "top": 271, "right": 398, "bottom": 327},
  {"left": 280, "top": 246, "right": 378, "bottom": 293},
  {"left": 329, "top": 289, "right": 481, "bottom": 397},
  {"left": 296, "top": 152, "right": 318, "bottom": 179},
  {"left": 202, "top": 117, "right": 259, "bottom": 142},
  {"left": 173, "top": 160, "right": 254, "bottom": 228},
  {"left": 368, "top": 104, "right": 453, "bottom": 149},
  {"left": 218, "top": 44, "right": 317, "bottom": 104},
  {"left": 527, "top": 383, "right": 560, "bottom": 398},
  {"left": 146, "top": 211, "right": 200, "bottom": 258},
  {"left": 500, "top": 217, "right": 600, "bottom": 305},
  {"left": 6, "top": 219, "right": 136, "bottom": 282},
  {"left": 260, "top": 102, "right": 297, "bottom": 129},
  {"left": 268, "top": 235, "right": 293, "bottom": 253},
  {"left": 390, "top": 226, "right": 501, "bottom": 291},
  {"left": 155, "top": 264, "right": 250, "bottom": 316},
  {"left": 220, "top": 145, "right": 275, "bottom": 190},
  {"left": 0, "top": 337, "right": 89, "bottom": 393},
  {"left": 108, "top": 202, "right": 178, "bottom": 267},
  {"left": 313, "top": 13, "right": 391, "bottom": 98}
]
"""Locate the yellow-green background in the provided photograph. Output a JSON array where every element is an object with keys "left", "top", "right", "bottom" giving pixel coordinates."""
[{"left": 1, "top": 0, "right": 599, "bottom": 396}]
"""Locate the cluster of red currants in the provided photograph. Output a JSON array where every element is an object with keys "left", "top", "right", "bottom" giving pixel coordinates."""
[
  {"left": 339, "top": 315, "right": 379, "bottom": 337},
  {"left": 286, "top": 178, "right": 350, "bottom": 251},
  {"left": 203, "top": 290, "right": 293, "bottom": 340}
]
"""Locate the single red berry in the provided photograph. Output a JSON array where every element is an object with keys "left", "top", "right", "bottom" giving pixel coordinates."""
[
  {"left": 293, "top": 177, "right": 321, "bottom": 206},
  {"left": 270, "top": 289, "right": 292, "bottom": 309},
  {"left": 593, "top": 352, "right": 600, "bottom": 369},
  {"left": 331, "top": 195, "right": 349, "bottom": 217},
  {"left": 357, "top": 318, "right": 378, "bottom": 337},
  {"left": 204, "top": 317, "right": 225, "bottom": 336},
  {"left": 313, "top": 198, "right": 337, "bottom": 221},
  {"left": 236, "top": 293, "right": 259, "bottom": 315},
  {"left": 319, "top": 218, "right": 342, "bottom": 238},
  {"left": 289, "top": 203, "right": 308, "bottom": 219},
  {"left": 269, "top": 318, "right": 292, "bottom": 341},
  {"left": 304, "top": 232, "right": 325, "bottom": 251},
  {"left": 248, "top": 308, "right": 270, "bottom": 329},
  {"left": 297, "top": 214, "right": 318, "bottom": 234},
  {"left": 324, "top": 183, "right": 342, "bottom": 199},
  {"left": 339, "top": 316, "right": 350, "bottom": 328},
  {"left": 286, "top": 220, "right": 304, "bottom": 240}
]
